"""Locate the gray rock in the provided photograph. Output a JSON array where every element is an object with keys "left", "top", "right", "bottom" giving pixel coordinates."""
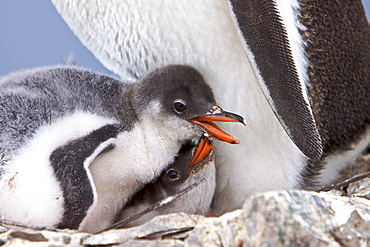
[
  {"left": 331, "top": 210, "right": 370, "bottom": 246},
  {"left": 184, "top": 190, "right": 370, "bottom": 246},
  {"left": 1, "top": 188, "right": 370, "bottom": 246}
]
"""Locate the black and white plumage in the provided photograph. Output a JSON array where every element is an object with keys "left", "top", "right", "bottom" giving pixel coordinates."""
[
  {"left": 0, "top": 65, "right": 244, "bottom": 233},
  {"left": 52, "top": 0, "right": 370, "bottom": 215},
  {"left": 115, "top": 137, "right": 215, "bottom": 228}
]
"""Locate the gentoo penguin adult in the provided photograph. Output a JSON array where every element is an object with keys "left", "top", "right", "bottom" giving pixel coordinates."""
[
  {"left": 114, "top": 135, "right": 215, "bottom": 228},
  {"left": 0, "top": 65, "right": 245, "bottom": 233},
  {"left": 52, "top": 0, "right": 370, "bottom": 215}
]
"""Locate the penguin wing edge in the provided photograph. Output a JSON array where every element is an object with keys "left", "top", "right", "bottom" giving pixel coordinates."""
[
  {"left": 50, "top": 124, "right": 120, "bottom": 230},
  {"left": 227, "top": 0, "right": 323, "bottom": 160}
]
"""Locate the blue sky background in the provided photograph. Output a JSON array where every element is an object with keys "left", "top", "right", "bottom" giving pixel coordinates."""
[
  {"left": 0, "top": 0, "right": 112, "bottom": 77},
  {"left": 0, "top": 1, "right": 369, "bottom": 77}
]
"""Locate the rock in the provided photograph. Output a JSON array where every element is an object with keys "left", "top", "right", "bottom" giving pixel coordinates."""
[
  {"left": 335, "top": 156, "right": 370, "bottom": 184},
  {"left": 347, "top": 177, "right": 370, "bottom": 199},
  {"left": 184, "top": 190, "right": 370, "bottom": 246},
  {"left": 2, "top": 188, "right": 370, "bottom": 246},
  {"left": 331, "top": 210, "right": 370, "bottom": 246},
  {"left": 83, "top": 213, "right": 202, "bottom": 245}
]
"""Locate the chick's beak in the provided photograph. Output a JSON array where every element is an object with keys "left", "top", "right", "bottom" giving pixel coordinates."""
[
  {"left": 189, "top": 110, "right": 246, "bottom": 144},
  {"left": 188, "top": 109, "right": 246, "bottom": 167},
  {"left": 188, "top": 133, "right": 214, "bottom": 173}
]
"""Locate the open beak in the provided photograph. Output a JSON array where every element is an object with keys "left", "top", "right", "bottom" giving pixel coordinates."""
[
  {"left": 188, "top": 109, "right": 246, "bottom": 167},
  {"left": 189, "top": 110, "right": 246, "bottom": 144},
  {"left": 188, "top": 133, "right": 214, "bottom": 174}
]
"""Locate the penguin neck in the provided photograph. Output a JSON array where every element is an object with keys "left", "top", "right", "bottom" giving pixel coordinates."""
[{"left": 135, "top": 114, "right": 184, "bottom": 169}]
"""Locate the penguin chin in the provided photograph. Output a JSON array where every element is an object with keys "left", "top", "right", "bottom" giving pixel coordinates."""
[{"left": 162, "top": 115, "right": 204, "bottom": 142}]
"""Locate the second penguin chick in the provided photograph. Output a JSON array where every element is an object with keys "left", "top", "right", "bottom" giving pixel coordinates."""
[{"left": 115, "top": 135, "right": 215, "bottom": 228}]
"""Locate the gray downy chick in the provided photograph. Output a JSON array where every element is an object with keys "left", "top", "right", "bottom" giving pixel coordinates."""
[
  {"left": 114, "top": 135, "right": 215, "bottom": 228},
  {"left": 0, "top": 65, "right": 244, "bottom": 233}
]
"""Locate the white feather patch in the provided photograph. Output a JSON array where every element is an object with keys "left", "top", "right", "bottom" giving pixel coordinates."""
[
  {"left": 77, "top": 137, "right": 117, "bottom": 231},
  {"left": 0, "top": 111, "right": 118, "bottom": 227},
  {"left": 319, "top": 128, "right": 370, "bottom": 186}
]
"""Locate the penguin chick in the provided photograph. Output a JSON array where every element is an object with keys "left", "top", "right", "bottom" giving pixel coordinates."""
[
  {"left": 114, "top": 134, "right": 215, "bottom": 228},
  {"left": 0, "top": 65, "right": 245, "bottom": 233}
]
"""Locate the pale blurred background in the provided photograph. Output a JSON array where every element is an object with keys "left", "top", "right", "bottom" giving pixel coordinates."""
[{"left": 0, "top": 0, "right": 369, "bottom": 77}]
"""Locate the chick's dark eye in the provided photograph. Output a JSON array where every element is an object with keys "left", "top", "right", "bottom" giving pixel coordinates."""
[
  {"left": 173, "top": 101, "right": 187, "bottom": 114},
  {"left": 167, "top": 169, "right": 180, "bottom": 181}
]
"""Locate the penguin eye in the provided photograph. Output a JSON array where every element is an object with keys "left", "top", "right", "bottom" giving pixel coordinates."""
[
  {"left": 167, "top": 168, "right": 181, "bottom": 181},
  {"left": 173, "top": 101, "right": 187, "bottom": 114}
]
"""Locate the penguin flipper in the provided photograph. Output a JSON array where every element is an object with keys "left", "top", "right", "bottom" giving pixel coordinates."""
[
  {"left": 50, "top": 124, "right": 119, "bottom": 229},
  {"left": 299, "top": 0, "right": 370, "bottom": 154},
  {"left": 227, "top": 0, "right": 323, "bottom": 160}
]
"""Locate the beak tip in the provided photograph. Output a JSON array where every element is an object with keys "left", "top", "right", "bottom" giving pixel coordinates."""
[{"left": 232, "top": 139, "right": 240, "bottom": 144}]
